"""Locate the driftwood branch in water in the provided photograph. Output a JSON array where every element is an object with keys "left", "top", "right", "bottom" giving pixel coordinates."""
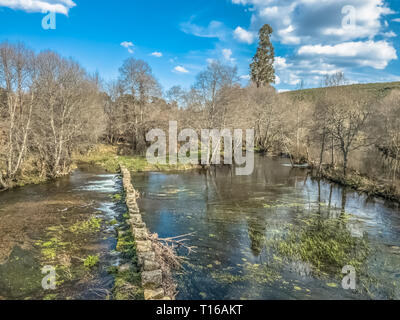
[{"left": 147, "top": 232, "right": 196, "bottom": 299}]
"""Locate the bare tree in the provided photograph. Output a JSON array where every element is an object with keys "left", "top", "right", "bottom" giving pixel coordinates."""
[
  {"left": 32, "top": 51, "right": 103, "bottom": 177},
  {"left": 194, "top": 60, "right": 238, "bottom": 129},
  {"left": 324, "top": 89, "right": 371, "bottom": 176},
  {"left": 323, "top": 72, "right": 347, "bottom": 87},
  {"left": 377, "top": 90, "right": 400, "bottom": 182},
  {"left": 0, "top": 42, "right": 35, "bottom": 188},
  {"left": 118, "top": 58, "right": 161, "bottom": 152}
]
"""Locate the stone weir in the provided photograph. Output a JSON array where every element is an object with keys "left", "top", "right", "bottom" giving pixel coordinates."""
[{"left": 120, "top": 165, "right": 172, "bottom": 300}]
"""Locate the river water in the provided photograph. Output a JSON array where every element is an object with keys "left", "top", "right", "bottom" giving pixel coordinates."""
[
  {"left": 133, "top": 155, "right": 400, "bottom": 300},
  {"left": 1, "top": 156, "right": 400, "bottom": 300},
  {"left": 0, "top": 165, "right": 125, "bottom": 300}
]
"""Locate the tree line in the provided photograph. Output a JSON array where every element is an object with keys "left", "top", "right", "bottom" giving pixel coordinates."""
[{"left": 1, "top": 24, "right": 399, "bottom": 192}]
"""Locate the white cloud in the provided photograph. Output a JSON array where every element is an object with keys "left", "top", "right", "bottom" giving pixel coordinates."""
[
  {"left": 173, "top": 66, "right": 189, "bottom": 74},
  {"left": 232, "top": 0, "right": 395, "bottom": 44},
  {"left": 232, "top": 0, "right": 398, "bottom": 87},
  {"left": 121, "top": 41, "right": 133, "bottom": 48},
  {"left": 121, "top": 41, "right": 134, "bottom": 54},
  {"left": 298, "top": 40, "right": 397, "bottom": 69},
  {"left": 274, "top": 57, "right": 291, "bottom": 70},
  {"left": 222, "top": 48, "right": 235, "bottom": 62},
  {"left": 151, "top": 52, "right": 163, "bottom": 58},
  {"left": 288, "top": 73, "right": 301, "bottom": 85},
  {"left": 0, "top": 0, "right": 76, "bottom": 15},
  {"left": 181, "top": 19, "right": 228, "bottom": 40},
  {"left": 277, "top": 25, "right": 300, "bottom": 45},
  {"left": 233, "top": 26, "right": 255, "bottom": 44},
  {"left": 240, "top": 74, "right": 250, "bottom": 80}
]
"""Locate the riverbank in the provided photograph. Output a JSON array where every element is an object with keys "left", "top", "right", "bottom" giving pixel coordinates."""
[
  {"left": 74, "top": 144, "right": 200, "bottom": 173},
  {"left": 0, "top": 144, "right": 200, "bottom": 192},
  {"left": 317, "top": 166, "right": 400, "bottom": 205},
  {"left": 3, "top": 143, "right": 399, "bottom": 206},
  {"left": 263, "top": 149, "right": 400, "bottom": 205}
]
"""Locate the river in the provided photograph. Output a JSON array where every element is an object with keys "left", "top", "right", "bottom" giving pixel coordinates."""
[
  {"left": 0, "top": 165, "right": 125, "bottom": 300},
  {"left": 0, "top": 156, "right": 400, "bottom": 300},
  {"left": 133, "top": 155, "right": 400, "bottom": 300}
]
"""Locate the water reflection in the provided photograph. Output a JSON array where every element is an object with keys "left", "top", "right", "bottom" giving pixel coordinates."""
[{"left": 134, "top": 155, "right": 400, "bottom": 300}]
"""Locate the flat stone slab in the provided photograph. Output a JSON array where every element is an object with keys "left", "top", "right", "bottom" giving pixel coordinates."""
[
  {"left": 130, "top": 221, "right": 146, "bottom": 228},
  {"left": 132, "top": 227, "right": 148, "bottom": 240},
  {"left": 142, "top": 270, "right": 162, "bottom": 289},
  {"left": 144, "top": 288, "right": 165, "bottom": 300},
  {"left": 143, "top": 259, "right": 160, "bottom": 271},
  {"left": 138, "top": 251, "right": 156, "bottom": 265},
  {"left": 136, "top": 240, "right": 152, "bottom": 253},
  {"left": 130, "top": 214, "right": 143, "bottom": 224}
]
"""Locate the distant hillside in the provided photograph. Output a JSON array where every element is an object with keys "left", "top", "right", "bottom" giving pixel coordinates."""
[{"left": 282, "top": 81, "right": 400, "bottom": 101}]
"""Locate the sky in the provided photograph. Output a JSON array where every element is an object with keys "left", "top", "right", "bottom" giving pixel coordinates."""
[{"left": 1, "top": 0, "right": 400, "bottom": 93}]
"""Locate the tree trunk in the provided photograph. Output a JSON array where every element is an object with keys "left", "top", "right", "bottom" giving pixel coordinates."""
[
  {"left": 318, "top": 131, "right": 326, "bottom": 174},
  {"left": 331, "top": 135, "right": 335, "bottom": 167},
  {"left": 0, "top": 173, "right": 8, "bottom": 190},
  {"left": 343, "top": 152, "right": 348, "bottom": 177}
]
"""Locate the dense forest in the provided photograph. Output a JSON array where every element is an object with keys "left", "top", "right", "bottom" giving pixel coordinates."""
[{"left": 0, "top": 38, "right": 399, "bottom": 201}]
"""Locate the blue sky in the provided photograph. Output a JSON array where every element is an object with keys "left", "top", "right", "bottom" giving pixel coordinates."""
[{"left": 1, "top": 0, "right": 400, "bottom": 92}]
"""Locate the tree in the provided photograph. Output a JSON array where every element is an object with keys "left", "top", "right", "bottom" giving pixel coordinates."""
[
  {"left": 324, "top": 90, "right": 371, "bottom": 176},
  {"left": 166, "top": 85, "right": 185, "bottom": 108},
  {"left": 32, "top": 51, "right": 103, "bottom": 177},
  {"left": 0, "top": 42, "right": 35, "bottom": 188},
  {"left": 250, "top": 24, "right": 275, "bottom": 88},
  {"left": 194, "top": 60, "right": 238, "bottom": 129},
  {"left": 245, "top": 84, "right": 282, "bottom": 153},
  {"left": 377, "top": 90, "right": 400, "bottom": 182},
  {"left": 323, "top": 72, "right": 347, "bottom": 87},
  {"left": 118, "top": 58, "right": 161, "bottom": 152},
  {"left": 119, "top": 58, "right": 161, "bottom": 102}
]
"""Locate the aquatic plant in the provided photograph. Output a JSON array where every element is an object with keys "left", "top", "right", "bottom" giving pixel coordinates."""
[
  {"left": 112, "top": 194, "right": 122, "bottom": 202},
  {"left": 83, "top": 255, "right": 100, "bottom": 268},
  {"left": 69, "top": 217, "right": 102, "bottom": 234},
  {"left": 269, "top": 216, "right": 371, "bottom": 278}
]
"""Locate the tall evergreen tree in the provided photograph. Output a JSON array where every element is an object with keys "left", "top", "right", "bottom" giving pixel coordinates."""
[{"left": 250, "top": 24, "right": 275, "bottom": 87}]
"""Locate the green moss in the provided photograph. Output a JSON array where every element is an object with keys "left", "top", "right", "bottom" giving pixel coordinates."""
[
  {"left": 112, "top": 194, "right": 122, "bottom": 202},
  {"left": 83, "top": 255, "right": 100, "bottom": 268},
  {"left": 43, "top": 294, "right": 58, "bottom": 301},
  {"left": 69, "top": 217, "right": 102, "bottom": 234},
  {"left": 109, "top": 219, "right": 118, "bottom": 226},
  {"left": 111, "top": 208, "right": 143, "bottom": 300},
  {"left": 41, "top": 248, "right": 57, "bottom": 260},
  {"left": 107, "top": 266, "right": 119, "bottom": 274},
  {"left": 211, "top": 272, "right": 245, "bottom": 284},
  {"left": 211, "top": 263, "right": 281, "bottom": 285},
  {"left": 263, "top": 202, "right": 305, "bottom": 209}
]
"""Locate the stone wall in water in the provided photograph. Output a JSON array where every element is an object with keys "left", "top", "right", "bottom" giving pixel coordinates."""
[{"left": 120, "top": 165, "right": 172, "bottom": 300}]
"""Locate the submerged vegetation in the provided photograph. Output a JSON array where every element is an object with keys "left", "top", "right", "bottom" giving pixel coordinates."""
[
  {"left": 34, "top": 215, "right": 107, "bottom": 299},
  {"left": 269, "top": 216, "right": 371, "bottom": 277},
  {"left": 83, "top": 255, "right": 100, "bottom": 269}
]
